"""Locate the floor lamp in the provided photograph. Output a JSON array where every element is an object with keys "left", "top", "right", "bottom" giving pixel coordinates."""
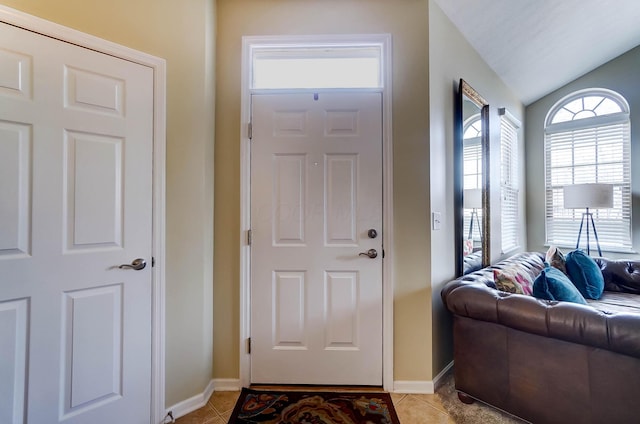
[
  {"left": 464, "top": 188, "right": 482, "bottom": 241},
  {"left": 563, "top": 183, "right": 613, "bottom": 256}
]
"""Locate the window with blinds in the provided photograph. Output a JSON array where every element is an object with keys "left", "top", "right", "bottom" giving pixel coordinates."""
[
  {"left": 500, "top": 109, "right": 520, "bottom": 253},
  {"left": 463, "top": 137, "right": 482, "bottom": 189},
  {"left": 463, "top": 116, "right": 482, "bottom": 244},
  {"left": 544, "top": 89, "right": 632, "bottom": 252}
]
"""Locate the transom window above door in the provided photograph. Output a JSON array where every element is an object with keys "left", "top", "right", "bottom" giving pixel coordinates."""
[{"left": 251, "top": 46, "right": 383, "bottom": 89}]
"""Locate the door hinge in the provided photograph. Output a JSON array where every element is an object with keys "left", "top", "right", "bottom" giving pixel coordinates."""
[
  {"left": 152, "top": 257, "right": 155, "bottom": 267},
  {"left": 247, "top": 229, "right": 252, "bottom": 246},
  {"left": 248, "top": 122, "right": 252, "bottom": 140},
  {"left": 247, "top": 337, "right": 251, "bottom": 354}
]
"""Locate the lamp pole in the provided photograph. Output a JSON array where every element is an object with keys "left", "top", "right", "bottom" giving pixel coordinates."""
[{"left": 575, "top": 207, "right": 603, "bottom": 256}]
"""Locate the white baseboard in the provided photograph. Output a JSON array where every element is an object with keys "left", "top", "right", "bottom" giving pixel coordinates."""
[
  {"left": 393, "top": 380, "right": 434, "bottom": 394},
  {"left": 166, "top": 379, "right": 215, "bottom": 419},
  {"left": 433, "top": 360, "right": 454, "bottom": 390},
  {"left": 213, "top": 378, "right": 242, "bottom": 391},
  {"left": 393, "top": 360, "right": 454, "bottom": 394}
]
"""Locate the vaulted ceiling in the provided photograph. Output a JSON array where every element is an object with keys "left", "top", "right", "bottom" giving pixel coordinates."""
[{"left": 433, "top": 0, "right": 640, "bottom": 105}]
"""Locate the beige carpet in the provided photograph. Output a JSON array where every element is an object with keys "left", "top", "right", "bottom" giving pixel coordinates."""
[{"left": 436, "top": 372, "right": 529, "bottom": 424}]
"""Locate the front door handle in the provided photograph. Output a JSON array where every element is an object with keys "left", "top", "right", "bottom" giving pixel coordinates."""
[
  {"left": 359, "top": 249, "right": 378, "bottom": 259},
  {"left": 118, "top": 258, "right": 147, "bottom": 270}
]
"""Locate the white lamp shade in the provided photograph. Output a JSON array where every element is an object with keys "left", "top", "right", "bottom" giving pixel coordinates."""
[
  {"left": 464, "top": 188, "right": 482, "bottom": 209},
  {"left": 563, "top": 183, "right": 613, "bottom": 209}
]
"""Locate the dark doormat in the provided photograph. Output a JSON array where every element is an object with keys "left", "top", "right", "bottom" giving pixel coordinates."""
[{"left": 228, "top": 388, "right": 400, "bottom": 423}]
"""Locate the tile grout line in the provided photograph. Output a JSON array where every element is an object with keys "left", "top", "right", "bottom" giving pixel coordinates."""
[{"left": 406, "top": 394, "right": 451, "bottom": 415}]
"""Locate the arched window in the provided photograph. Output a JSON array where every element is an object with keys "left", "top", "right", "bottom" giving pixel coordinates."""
[
  {"left": 463, "top": 114, "right": 482, "bottom": 190},
  {"left": 544, "top": 88, "right": 631, "bottom": 252}
]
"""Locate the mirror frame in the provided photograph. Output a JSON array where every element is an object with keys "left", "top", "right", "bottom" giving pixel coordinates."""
[{"left": 455, "top": 79, "right": 490, "bottom": 276}]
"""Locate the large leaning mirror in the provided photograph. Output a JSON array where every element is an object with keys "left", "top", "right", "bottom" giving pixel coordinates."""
[{"left": 456, "top": 79, "right": 490, "bottom": 275}]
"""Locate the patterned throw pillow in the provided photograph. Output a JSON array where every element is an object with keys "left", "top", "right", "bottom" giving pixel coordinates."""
[
  {"left": 463, "top": 239, "right": 474, "bottom": 256},
  {"left": 545, "top": 245, "right": 568, "bottom": 275},
  {"left": 494, "top": 265, "right": 535, "bottom": 295}
]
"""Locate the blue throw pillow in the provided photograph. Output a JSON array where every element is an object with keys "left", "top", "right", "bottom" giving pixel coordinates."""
[
  {"left": 533, "top": 266, "right": 587, "bottom": 304},
  {"left": 565, "top": 249, "right": 605, "bottom": 300}
]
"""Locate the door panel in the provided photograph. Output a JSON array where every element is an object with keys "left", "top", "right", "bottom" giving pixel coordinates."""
[
  {"left": 273, "top": 271, "right": 307, "bottom": 348},
  {"left": 324, "top": 271, "right": 359, "bottom": 349},
  {"left": 251, "top": 92, "right": 382, "bottom": 385},
  {"left": 0, "top": 22, "right": 153, "bottom": 424},
  {"left": 64, "top": 132, "right": 124, "bottom": 249},
  {"left": 273, "top": 154, "right": 306, "bottom": 245},
  {"left": 0, "top": 298, "right": 28, "bottom": 424},
  {"left": 325, "top": 154, "right": 358, "bottom": 245},
  {"left": 61, "top": 285, "right": 123, "bottom": 416},
  {"left": 0, "top": 121, "right": 31, "bottom": 257}
]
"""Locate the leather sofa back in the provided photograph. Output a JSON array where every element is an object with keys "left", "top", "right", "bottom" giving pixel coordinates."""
[
  {"left": 442, "top": 252, "right": 640, "bottom": 360},
  {"left": 596, "top": 257, "right": 640, "bottom": 294}
]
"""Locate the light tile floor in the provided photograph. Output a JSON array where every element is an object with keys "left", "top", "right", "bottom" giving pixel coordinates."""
[
  {"left": 174, "top": 391, "right": 238, "bottom": 424},
  {"left": 175, "top": 390, "right": 456, "bottom": 423},
  {"left": 391, "top": 393, "right": 454, "bottom": 423}
]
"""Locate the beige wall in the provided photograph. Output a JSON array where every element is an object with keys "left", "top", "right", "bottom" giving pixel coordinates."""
[
  {"left": 2, "top": 0, "right": 529, "bottom": 404},
  {"left": 428, "top": 1, "right": 525, "bottom": 372},
  {"left": 214, "top": 0, "right": 433, "bottom": 381},
  {"left": 1, "top": 0, "right": 216, "bottom": 407}
]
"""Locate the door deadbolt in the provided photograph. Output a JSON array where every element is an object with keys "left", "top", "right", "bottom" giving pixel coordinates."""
[{"left": 367, "top": 229, "right": 378, "bottom": 239}]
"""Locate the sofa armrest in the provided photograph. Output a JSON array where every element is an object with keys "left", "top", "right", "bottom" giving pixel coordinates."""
[
  {"left": 442, "top": 276, "right": 640, "bottom": 360},
  {"left": 596, "top": 257, "right": 640, "bottom": 294}
]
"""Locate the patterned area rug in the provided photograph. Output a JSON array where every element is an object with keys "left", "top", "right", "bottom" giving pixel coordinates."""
[{"left": 228, "top": 388, "right": 400, "bottom": 423}]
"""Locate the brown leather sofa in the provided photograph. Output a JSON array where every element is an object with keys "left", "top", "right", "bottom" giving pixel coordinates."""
[{"left": 441, "top": 252, "right": 640, "bottom": 423}]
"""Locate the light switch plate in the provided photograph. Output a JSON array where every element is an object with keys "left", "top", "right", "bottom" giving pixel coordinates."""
[{"left": 432, "top": 211, "right": 442, "bottom": 230}]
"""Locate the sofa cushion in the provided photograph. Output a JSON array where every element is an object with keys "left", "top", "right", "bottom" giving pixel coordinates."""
[
  {"left": 545, "top": 245, "right": 568, "bottom": 275},
  {"left": 566, "top": 249, "right": 605, "bottom": 299},
  {"left": 533, "top": 266, "right": 587, "bottom": 304},
  {"left": 588, "top": 292, "right": 640, "bottom": 314},
  {"left": 494, "top": 265, "right": 534, "bottom": 295}
]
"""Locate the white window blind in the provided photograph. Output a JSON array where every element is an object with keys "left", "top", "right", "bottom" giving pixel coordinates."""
[
  {"left": 544, "top": 90, "right": 632, "bottom": 252},
  {"left": 500, "top": 110, "right": 520, "bottom": 253},
  {"left": 463, "top": 137, "right": 482, "bottom": 190},
  {"left": 463, "top": 118, "right": 482, "bottom": 244}
]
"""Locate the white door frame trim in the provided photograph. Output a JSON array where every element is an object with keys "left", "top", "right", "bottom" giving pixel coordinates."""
[
  {"left": 0, "top": 6, "right": 167, "bottom": 423},
  {"left": 239, "top": 34, "right": 394, "bottom": 390}
]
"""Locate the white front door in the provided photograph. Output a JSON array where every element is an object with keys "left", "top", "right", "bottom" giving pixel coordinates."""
[
  {"left": 250, "top": 92, "right": 383, "bottom": 385},
  {"left": 0, "top": 22, "right": 153, "bottom": 423}
]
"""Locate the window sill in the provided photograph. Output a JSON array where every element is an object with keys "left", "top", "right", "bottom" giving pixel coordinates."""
[{"left": 543, "top": 243, "right": 637, "bottom": 255}]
